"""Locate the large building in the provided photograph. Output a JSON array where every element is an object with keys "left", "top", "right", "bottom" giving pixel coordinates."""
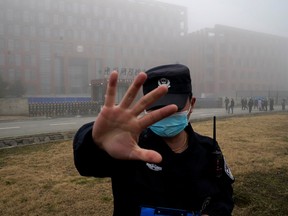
[
  {"left": 1, "top": 0, "right": 287, "bottom": 101},
  {"left": 0, "top": 0, "right": 188, "bottom": 96},
  {"left": 187, "top": 25, "right": 288, "bottom": 98}
]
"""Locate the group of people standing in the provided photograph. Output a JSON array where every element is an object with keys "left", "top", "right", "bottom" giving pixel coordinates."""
[
  {"left": 241, "top": 98, "right": 262, "bottom": 113},
  {"left": 224, "top": 97, "right": 235, "bottom": 114},
  {"left": 244, "top": 97, "right": 274, "bottom": 113},
  {"left": 225, "top": 96, "right": 286, "bottom": 114}
]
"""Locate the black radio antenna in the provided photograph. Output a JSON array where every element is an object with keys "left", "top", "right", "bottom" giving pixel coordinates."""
[{"left": 213, "top": 116, "right": 216, "bottom": 145}]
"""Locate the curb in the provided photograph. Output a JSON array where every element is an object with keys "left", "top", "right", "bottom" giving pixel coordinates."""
[
  {"left": 0, "top": 110, "right": 287, "bottom": 149},
  {"left": 0, "top": 131, "right": 75, "bottom": 149}
]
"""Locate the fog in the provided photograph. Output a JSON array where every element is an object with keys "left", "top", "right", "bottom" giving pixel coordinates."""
[
  {"left": 0, "top": 0, "right": 287, "bottom": 102},
  {"left": 159, "top": 0, "right": 288, "bottom": 37}
]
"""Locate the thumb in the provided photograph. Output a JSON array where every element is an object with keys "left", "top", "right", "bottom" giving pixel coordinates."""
[{"left": 129, "top": 147, "right": 162, "bottom": 163}]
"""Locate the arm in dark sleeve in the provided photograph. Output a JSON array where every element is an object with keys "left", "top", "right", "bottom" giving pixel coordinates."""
[
  {"left": 73, "top": 122, "right": 114, "bottom": 177},
  {"left": 203, "top": 156, "right": 235, "bottom": 216},
  {"left": 194, "top": 132, "right": 234, "bottom": 215}
]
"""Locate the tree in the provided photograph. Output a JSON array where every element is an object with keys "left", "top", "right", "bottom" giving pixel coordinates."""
[
  {"left": 0, "top": 76, "right": 26, "bottom": 98},
  {"left": 8, "top": 79, "right": 26, "bottom": 97}
]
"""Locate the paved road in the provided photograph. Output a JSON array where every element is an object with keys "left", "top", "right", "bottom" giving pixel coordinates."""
[{"left": 0, "top": 106, "right": 283, "bottom": 139}]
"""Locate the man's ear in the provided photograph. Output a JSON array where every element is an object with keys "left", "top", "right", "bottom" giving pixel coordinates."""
[
  {"left": 191, "top": 97, "right": 196, "bottom": 108},
  {"left": 188, "top": 97, "right": 196, "bottom": 115}
]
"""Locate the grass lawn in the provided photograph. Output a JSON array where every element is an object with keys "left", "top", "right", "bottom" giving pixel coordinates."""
[{"left": 0, "top": 113, "right": 287, "bottom": 216}]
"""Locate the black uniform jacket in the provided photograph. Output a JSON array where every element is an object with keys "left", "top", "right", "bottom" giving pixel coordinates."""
[{"left": 73, "top": 122, "right": 234, "bottom": 216}]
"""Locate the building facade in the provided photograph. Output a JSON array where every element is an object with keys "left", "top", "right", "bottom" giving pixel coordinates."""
[
  {"left": 187, "top": 25, "right": 288, "bottom": 98},
  {"left": 1, "top": 0, "right": 287, "bottom": 101},
  {"left": 0, "top": 0, "right": 187, "bottom": 96}
]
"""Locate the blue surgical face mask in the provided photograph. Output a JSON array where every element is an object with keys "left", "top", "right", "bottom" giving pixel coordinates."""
[{"left": 149, "top": 110, "right": 189, "bottom": 137}]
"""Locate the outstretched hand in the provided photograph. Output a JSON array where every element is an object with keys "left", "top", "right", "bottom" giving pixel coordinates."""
[{"left": 92, "top": 71, "right": 177, "bottom": 163}]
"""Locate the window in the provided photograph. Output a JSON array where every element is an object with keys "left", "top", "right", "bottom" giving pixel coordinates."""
[
  {"left": 106, "top": 34, "right": 113, "bottom": 44},
  {"left": 99, "top": 20, "right": 104, "bottom": 29},
  {"left": 38, "top": 27, "right": 45, "bottom": 37},
  {"left": 54, "top": 43, "right": 64, "bottom": 55},
  {"left": 23, "top": 40, "right": 31, "bottom": 52},
  {"left": 86, "top": 18, "right": 92, "bottom": 28},
  {"left": 59, "top": 29, "right": 64, "bottom": 40},
  {"left": 80, "top": 18, "right": 86, "bottom": 27},
  {"left": 80, "top": 31, "right": 87, "bottom": 41},
  {"left": 59, "top": 1, "right": 65, "bottom": 12},
  {"left": 45, "top": 28, "right": 51, "bottom": 38},
  {"left": 93, "top": 6, "right": 101, "bottom": 16},
  {"left": 73, "top": 30, "right": 79, "bottom": 40},
  {"left": 0, "top": 68, "right": 4, "bottom": 79},
  {"left": 66, "top": 29, "right": 73, "bottom": 39},
  {"left": 6, "top": 10, "right": 13, "bottom": 21},
  {"left": 28, "top": 0, "right": 35, "bottom": 9},
  {"left": 8, "top": 68, "right": 16, "bottom": 82},
  {"left": 30, "top": 42, "right": 36, "bottom": 52},
  {"left": 0, "top": 23, "right": 4, "bottom": 35},
  {"left": 38, "top": 13, "right": 45, "bottom": 24},
  {"left": 8, "top": 25, "right": 14, "bottom": 35},
  {"left": 53, "top": 14, "right": 59, "bottom": 25},
  {"left": 8, "top": 39, "right": 14, "bottom": 51},
  {"left": 44, "top": 0, "right": 51, "bottom": 10},
  {"left": 80, "top": 4, "right": 88, "bottom": 15},
  {"left": 8, "top": 54, "right": 15, "bottom": 65},
  {"left": 13, "top": 25, "right": 21, "bottom": 36},
  {"left": 94, "top": 31, "right": 100, "bottom": 42},
  {"left": 107, "top": 46, "right": 115, "bottom": 59},
  {"left": 25, "top": 69, "right": 33, "bottom": 81},
  {"left": 105, "top": 7, "right": 112, "bottom": 17},
  {"left": 24, "top": 55, "right": 31, "bottom": 66},
  {"left": 94, "top": 45, "right": 103, "bottom": 56},
  {"left": 39, "top": 57, "right": 51, "bottom": 93},
  {"left": 0, "top": 53, "right": 4, "bottom": 66},
  {"left": 39, "top": 42, "right": 51, "bottom": 58},
  {"left": 180, "top": 21, "right": 185, "bottom": 30},
  {"left": 30, "top": 26, "right": 36, "bottom": 37},
  {"left": 67, "top": 16, "right": 75, "bottom": 26},
  {"left": 72, "top": 2, "right": 79, "bottom": 14},
  {"left": 23, "top": 11, "right": 30, "bottom": 23},
  {"left": 15, "top": 54, "right": 21, "bottom": 66}
]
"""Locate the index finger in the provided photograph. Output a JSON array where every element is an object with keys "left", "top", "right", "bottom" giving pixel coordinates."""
[{"left": 104, "top": 71, "right": 118, "bottom": 107}]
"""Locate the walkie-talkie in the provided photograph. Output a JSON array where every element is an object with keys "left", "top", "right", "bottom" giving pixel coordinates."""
[{"left": 212, "top": 116, "right": 223, "bottom": 178}]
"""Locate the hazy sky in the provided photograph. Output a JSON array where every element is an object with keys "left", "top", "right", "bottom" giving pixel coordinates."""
[{"left": 158, "top": 0, "right": 288, "bottom": 37}]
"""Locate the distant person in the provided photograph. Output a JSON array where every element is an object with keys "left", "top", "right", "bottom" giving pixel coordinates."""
[
  {"left": 269, "top": 98, "right": 274, "bottom": 111},
  {"left": 263, "top": 98, "right": 268, "bottom": 111},
  {"left": 241, "top": 98, "right": 244, "bottom": 110},
  {"left": 73, "top": 64, "right": 234, "bottom": 216},
  {"left": 253, "top": 99, "right": 258, "bottom": 110},
  {"left": 225, "top": 97, "right": 230, "bottom": 112},
  {"left": 281, "top": 99, "right": 286, "bottom": 110},
  {"left": 241, "top": 98, "right": 247, "bottom": 110},
  {"left": 258, "top": 99, "right": 262, "bottom": 111},
  {"left": 229, "top": 98, "right": 235, "bottom": 114},
  {"left": 248, "top": 98, "right": 253, "bottom": 113}
]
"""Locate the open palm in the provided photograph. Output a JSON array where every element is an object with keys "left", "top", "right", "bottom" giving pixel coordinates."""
[{"left": 92, "top": 71, "right": 177, "bottom": 163}]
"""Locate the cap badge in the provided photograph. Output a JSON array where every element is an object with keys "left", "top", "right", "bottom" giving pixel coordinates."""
[
  {"left": 146, "top": 163, "right": 162, "bottom": 171},
  {"left": 158, "top": 78, "right": 171, "bottom": 88}
]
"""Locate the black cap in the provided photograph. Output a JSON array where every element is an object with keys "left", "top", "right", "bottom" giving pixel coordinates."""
[{"left": 143, "top": 64, "right": 192, "bottom": 111}]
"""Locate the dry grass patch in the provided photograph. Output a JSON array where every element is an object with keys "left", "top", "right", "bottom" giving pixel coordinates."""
[
  {"left": 0, "top": 113, "right": 287, "bottom": 216},
  {"left": 192, "top": 113, "right": 288, "bottom": 216},
  {"left": 0, "top": 141, "right": 113, "bottom": 216}
]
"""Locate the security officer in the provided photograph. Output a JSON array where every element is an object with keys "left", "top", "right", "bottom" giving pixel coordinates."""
[{"left": 73, "top": 64, "right": 234, "bottom": 216}]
